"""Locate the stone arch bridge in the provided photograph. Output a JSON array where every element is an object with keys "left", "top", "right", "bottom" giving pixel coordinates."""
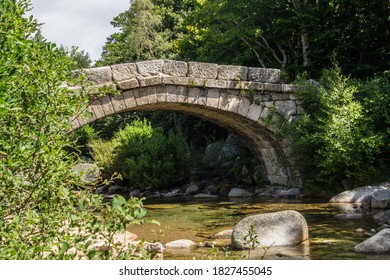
[{"left": 70, "top": 60, "right": 302, "bottom": 187}]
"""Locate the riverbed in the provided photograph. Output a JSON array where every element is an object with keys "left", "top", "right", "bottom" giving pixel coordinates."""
[{"left": 128, "top": 196, "right": 390, "bottom": 260}]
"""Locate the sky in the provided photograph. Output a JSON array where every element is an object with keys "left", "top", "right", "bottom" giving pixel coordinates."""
[{"left": 30, "top": 0, "right": 131, "bottom": 62}]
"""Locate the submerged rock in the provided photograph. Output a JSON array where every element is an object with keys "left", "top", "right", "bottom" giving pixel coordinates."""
[
  {"left": 355, "top": 228, "right": 390, "bottom": 254},
  {"left": 231, "top": 210, "right": 309, "bottom": 248}
]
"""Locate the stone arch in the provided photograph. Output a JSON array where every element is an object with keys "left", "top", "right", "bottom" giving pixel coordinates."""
[{"left": 70, "top": 60, "right": 301, "bottom": 187}]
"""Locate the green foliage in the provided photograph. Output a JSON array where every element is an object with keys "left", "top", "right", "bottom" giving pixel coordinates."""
[
  {"left": 174, "top": 0, "right": 388, "bottom": 78},
  {"left": 91, "top": 119, "right": 190, "bottom": 190},
  {"left": 0, "top": 0, "right": 153, "bottom": 260},
  {"left": 288, "top": 67, "right": 384, "bottom": 193}
]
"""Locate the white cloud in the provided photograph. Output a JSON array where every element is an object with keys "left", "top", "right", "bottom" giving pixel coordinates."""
[{"left": 30, "top": 0, "right": 131, "bottom": 62}]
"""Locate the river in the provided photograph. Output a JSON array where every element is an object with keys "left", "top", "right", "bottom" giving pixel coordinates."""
[{"left": 128, "top": 196, "right": 390, "bottom": 260}]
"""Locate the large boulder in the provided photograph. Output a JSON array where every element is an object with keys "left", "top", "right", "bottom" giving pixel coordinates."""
[
  {"left": 355, "top": 229, "right": 390, "bottom": 254},
  {"left": 231, "top": 210, "right": 308, "bottom": 248},
  {"left": 329, "top": 185, "right": 390, "bottom": 204},
  {"left": 371, "top": 190, "right": 390, "bottom": 209}
]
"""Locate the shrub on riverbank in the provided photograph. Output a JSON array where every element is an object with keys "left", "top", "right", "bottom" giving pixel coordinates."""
[
  {"left": 287, "top": 67, "right": 388, "bottom": 194},
  {"left": 91, "top": 119, "right": 191, "bottom": 190}
]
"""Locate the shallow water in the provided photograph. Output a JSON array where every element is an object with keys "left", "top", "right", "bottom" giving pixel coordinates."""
[{"left": 128, "top": 196, "right": 390, "bottom": 260}]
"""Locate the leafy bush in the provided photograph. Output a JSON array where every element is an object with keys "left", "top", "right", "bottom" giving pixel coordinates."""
[
  {"left": 91, "top": 119, "right": 190, "bottom": 190},
  {"left": 0, "top": 0, "right": 152, "bottom": 260},
  {"left": 288, "top": 67, "right": 383, "bottom": 193}
]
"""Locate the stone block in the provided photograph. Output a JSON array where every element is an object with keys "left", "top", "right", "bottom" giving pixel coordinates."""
[
  {"left": 248, "top": 68, "right": 280, "bottom": 83},
  {"left": 206, "top": 89, "right": 220, "bottom": 108},
  {"left": 218, "top": 92, "right": 229, "bottom": 111},
  {"left": 218, "top": 65, "right": 248, "bottom": 81},
  {"left": 163, "top": 60, "right": 188, "bottom": 77},
  {"left": 136, "top": 60, "right": 164, "bottom": 76},
  {"left": 188, "top": 62, "right": 218, "bottom": 79},
  {"left": 227, "top": 95, "right": 240, "bottom": 113},
  {"left": 282, "top": 84, "right": 296, "bottom": 93},
  {"left": 155, "top": 85, "right": 167, "bottom": 103},
  {"left": 99, "top": 95, "right": 115, "bottom": 116},
  {"left": 135, "top": 87, "right": 157, "bottom": 106},
  {"left": 166, "top": 85, "right": 187, "bottom": 103},
  {"left": 237, "top": 97, "right": 251, "bottom": 117},
  {"left": 84, "top": 66, "right": 112, "bottom": 85},
  {"left": 110, "top": 94, "right": 127, "bottom": 113},
  {"left": 111, "top": 63, "right": 137, "bottom": 82},
  {"left": 138, "top": 75, "right": 162, "bottom": 87},
  {"left": 162, "top": 76, "right": 190, "bottom": 86},
  {"left": 122, "top": 90, "right": 137, "bottom": 108},
  {"left": 116, "top": 78, "right": 139, "bottom": 90},
  {"left": 247, "top": 104, "right": 263, "bottom": 121},
  {"left": 188, "top": 88, "right": 207, "bottom": 105},
  {"left": 89, "top": 99, "right": 105, "bottom": 119},
  {"left": 264, "top": 83, "right": 283, "bottom": 92},
  {"left": 205, "top": 79, "right": 227, "bottom": 89},
  {"left": 70, "top": 117, "right": 80, "bottom": 130}
]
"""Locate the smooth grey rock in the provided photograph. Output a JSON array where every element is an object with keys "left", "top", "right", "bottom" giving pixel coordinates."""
[
  {"left": 228, "top": 188, "right": 252, "bottom": 198},
  {"left": 71, "top": 163, "right": 100, "bottom": 186},
  {"left": 165, "top": 239, "right": 196, "bottom": 249},
  {"left": 373, "top": 210, "right": 390, "bottom": 224},
  {"left": 330, "top": 186, "right": 390, "bottom": 204},
  {"left": 355, "top": 229, "right": 390, "bottom": 254},
  {"left": 232, "top": 210, "right": 308, "bottom": 248},
  {"left": 371, "top": 190, "right": 390, "bottom": 209},
  {"left": 214, "top": 229, "right": 233, "bottom": 239},
  {"left": 107, "top": 185, "right": 127, "bottom": 194},
  {"left": 185, "top": 184, "right": 200, "bottom": 195},
  {"left": 203, "top": 141, "right": 224, "bottom": 168},
  {"left": 274, "top": 100, "right": 297, "bottom": 121}
]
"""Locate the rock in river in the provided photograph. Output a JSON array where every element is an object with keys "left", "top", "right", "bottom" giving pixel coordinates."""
[
  {"left": 371, "top": 190, "right": 390, "bottom": 209},
  {"left": 330, "top": 185, "right": 390, "bottom": 204},
  {"left": 231, "top": 210, "right": 309, "bottom": 249},
  {"left": 228, "top": 188, "right": 252, "bottom": 198},
  {"left": 355, "top": 228, "right": 390, "bottom": 254},
  {"left": 165, "top": 239, "right": 197, "bottom": 250}
]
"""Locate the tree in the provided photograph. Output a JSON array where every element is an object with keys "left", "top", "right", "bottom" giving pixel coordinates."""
[
  {"left": 175, "top": 0, "right": 389, "bottom": 78},
  {"left": 0, "top": 0, "right": 149, "bottom": 259},
  {"left": 288, "top": 67, "right": 383, "bottom": 193},
  {"left": 98, "top": 0, "right": 171, "bottom": 65}
]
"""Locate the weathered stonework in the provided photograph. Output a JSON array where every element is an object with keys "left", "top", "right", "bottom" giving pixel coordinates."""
[{"left": 70, "top": 60, "right": 301, "bottom": 187}]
